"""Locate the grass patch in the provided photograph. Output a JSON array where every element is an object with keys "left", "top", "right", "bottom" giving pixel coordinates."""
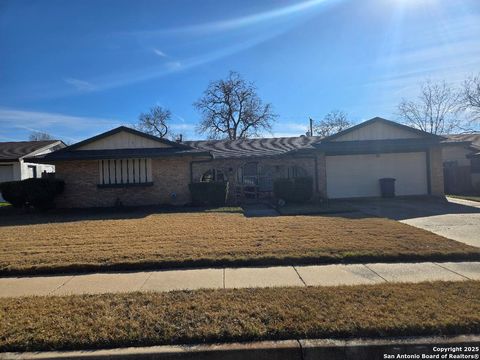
[
  {"left": 1, "top": 212, "right": 479, "bottom": 276},
  {"left": 448, "top": 195, "right": 480, "bottom": 203},
  {"left": 1, "top": 281, "right": 479, "bottom": 352},
  {"left": 0, "top": 202, "right": 10, "bottom": 207}
]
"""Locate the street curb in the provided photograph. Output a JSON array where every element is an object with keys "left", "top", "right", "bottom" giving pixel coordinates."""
[{"left": 1, "top": 335, "right": 479, "bottom": 360}]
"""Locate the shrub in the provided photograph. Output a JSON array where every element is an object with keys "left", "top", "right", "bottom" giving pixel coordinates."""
[
  {"left": 0, "top": 178, "right": 64, "bottom": 210},
  {"left": 273, "top": 176, "right": 313, "bottom": 203},
  {"left": 189, "top": 182, "right": 228, "bottom": 207},
  {"left": 0, "top": 181, "right": 25, "bottom": 208}
]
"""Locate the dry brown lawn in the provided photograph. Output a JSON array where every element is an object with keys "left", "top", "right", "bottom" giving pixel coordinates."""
[
  {"left": 1, "top": 211, "right": 479, "bottom": 275},
  {"left": 1, "top": 281, "right": 479, "bottom": 352},
  {"left": 0, "top": 213, "right": 480, "bottom": 274}
]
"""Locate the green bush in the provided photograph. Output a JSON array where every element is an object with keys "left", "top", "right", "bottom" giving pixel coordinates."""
[
  {"left": 273, "top": 176, "right": 313, "bottom": 203},
  {"left": 0, "top": 178, "right": 64, "bottom": 210},
  {"left": 189, "top": 182, "right": 228, "bottom": 207},
  {"left": 0, "top": 181, "right": 25, "bottom": 208}
]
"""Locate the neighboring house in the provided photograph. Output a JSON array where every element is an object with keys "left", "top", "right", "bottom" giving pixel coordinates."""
[
  {"left": 442, "top": 133, "right": 480, "bottom": 193},
  {"left": 0, "top": 140, "right": 66, "bottom": 201},
  {"left": 29, "top": 117, "right": 448, "bottom": 208}
]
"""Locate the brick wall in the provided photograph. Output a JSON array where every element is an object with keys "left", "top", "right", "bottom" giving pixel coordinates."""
[
  {"left": 429, "top": 146, "right": 445, "bottom": 196},
  {"left": 55, "top": 157, "right": 193, "bottom": 208},
  {"left": 316, "top": 152, "right": 327, "bottom": 197}
]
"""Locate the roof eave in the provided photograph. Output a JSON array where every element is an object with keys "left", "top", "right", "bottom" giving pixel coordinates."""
[
  {"left": 25, "top": 151, "right": 212, "bottom": 163},
  {"left": 18, "top": 140, "right": 66, "bottom": 160}
]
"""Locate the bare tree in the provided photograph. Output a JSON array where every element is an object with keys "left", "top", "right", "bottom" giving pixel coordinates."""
[
  {"left": 29, "top": 131, "right": 54, "bottom": 141},
  {"left": 398, "top": 80, "right": 464, "bottom": 134},
  {"left": 314, "top": 110, "right": 352, "bottom": 137},
  {"left": 195, "top": 71, "right": 276, "bottom": 140},
  {"left": 135, "top": 105, "right": 170, "bottom": 138},
  {"left": 463, "top": 74, "right": 480, "bottom": 123}
]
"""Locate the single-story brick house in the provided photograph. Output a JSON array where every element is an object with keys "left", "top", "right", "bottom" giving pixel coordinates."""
[{"left": 29, "top": 117, "right": 448, "bottom": 208}]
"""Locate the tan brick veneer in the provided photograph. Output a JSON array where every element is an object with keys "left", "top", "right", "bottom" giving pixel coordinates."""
[
  {"left": 429, "top": 146, "right": 445, "bottom": 196},
  {"left": 55, "top": 158, "right": 195, "bottom": 208}
]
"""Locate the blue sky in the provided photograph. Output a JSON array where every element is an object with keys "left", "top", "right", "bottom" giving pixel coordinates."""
[{"left": 1, "top": 0, "right": 479, "bottom": 143}]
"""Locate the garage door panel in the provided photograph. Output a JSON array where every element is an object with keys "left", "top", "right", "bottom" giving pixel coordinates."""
[
  {"left": 326, "top": 152, "right": 428, "bottom": 198},
  {"left": 0, "top": 165, "right": 14, "bottom": 183},
  {"left": 0, "top": 165, "right": 14, "bottom": 202}
]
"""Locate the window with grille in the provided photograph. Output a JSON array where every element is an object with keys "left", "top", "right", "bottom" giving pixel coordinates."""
[
  {"left": 287, "top": 165, "right": 307, "bottom": 179},
  {"left": 98, "top": 158, "right": 152, "bottom": 186}
]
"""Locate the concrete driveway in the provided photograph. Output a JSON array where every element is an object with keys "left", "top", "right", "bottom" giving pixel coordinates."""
[{"left": 351, "top": 197, "right": 480, "bottom": 248}]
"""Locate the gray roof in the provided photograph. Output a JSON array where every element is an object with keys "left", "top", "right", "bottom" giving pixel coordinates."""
[
  {"left": 0, "top": 140, "right": 61, "bottom": 162},
  {"left": 184, "top": 136, "right": 322, "bottom": 159},
  {"left": 29, "top": 147, "right": 211, "bottom": 162},
  {"left": 445, "top": 133, "right": 480, "bottom": 149}
]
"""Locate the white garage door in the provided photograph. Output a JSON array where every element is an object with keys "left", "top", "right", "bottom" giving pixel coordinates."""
[
  {"left": 326, "top": 152, "right": 428, "bottom": 198},
  {"left": 0, "top": 165, "right": 13, "bottom": 183},
  {"left": 0, "top": 165, "right": 14, "bottom": 202}
]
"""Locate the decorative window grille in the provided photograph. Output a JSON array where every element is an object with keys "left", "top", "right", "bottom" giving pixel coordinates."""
[{"left": 98, "top": 158, "right": 152, "bottom": 185}]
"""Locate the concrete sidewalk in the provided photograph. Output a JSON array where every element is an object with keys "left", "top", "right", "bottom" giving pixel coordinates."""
[{"left": 1, "top": 261, "right": 479, "bottom": 298}]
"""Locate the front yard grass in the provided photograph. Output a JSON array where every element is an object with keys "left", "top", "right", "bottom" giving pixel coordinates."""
[
  {"left": 1, "top": 281, "right": 479, "bottom": 352},
  {"left": 1, "top": 211, "right": 479, "bottom": 275}
]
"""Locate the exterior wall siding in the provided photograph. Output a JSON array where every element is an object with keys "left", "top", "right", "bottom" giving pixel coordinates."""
[
  {"left": 442, "top": 145, "right": 472, "bottom": 167},
  {"left": 77, "top": 131, "right": 170, "bottom": 150},
  {"left": 55, "top": 157, "right": 193, "bottom": 208},
  {"left": 332, "top": 122, "right": 422, "bottom": 141}
]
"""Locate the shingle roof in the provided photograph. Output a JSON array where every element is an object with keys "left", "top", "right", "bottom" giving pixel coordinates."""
[
  {"left": 0, "top": 140, "right": 61, "bottom": 162},
  {"left": 28, "top": 147, "right": 211, "bottom": 162},
  {"left": 184, "top": 136, "right": 322, "bottom": 159},
  {"left": 445, "top": 133, "right": 480, "bottom": 149}
]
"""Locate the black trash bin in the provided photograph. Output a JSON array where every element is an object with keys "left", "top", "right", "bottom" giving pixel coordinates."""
[{"left": 379, "top": 178, "right": 396, "bottom": 198}]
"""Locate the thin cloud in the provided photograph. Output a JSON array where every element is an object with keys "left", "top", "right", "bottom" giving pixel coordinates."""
[
  {"left": 125, "top": 0, "right": 339, "bottom": 37},
  {"left": 21, "top": 0, "right": 341, "bottom": 99},
  {"left": 165, "top": 61, "right": 182, "bottom": 70},
  {"left": 153, "top": 48, "right": 167, "bottom": 57},
  {"left": 64, "top": 78, "right": 96, "bottom": 91},
  {"left": 0, "top": 107, "right": 123, "bottom": 142},
  {"left": 170, "top": 123, "right": 195, "bottom": 131}
]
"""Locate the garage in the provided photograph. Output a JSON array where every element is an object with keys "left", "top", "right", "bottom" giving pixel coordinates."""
[
  {"left": 0, "top": 164, "right": 14, "bottom": 183},
  {"left": 0, "top": 164, "right": 14, "bottom": 202},
  {"left": 326, "top": 152, "right": 428, "bottom": 198}
]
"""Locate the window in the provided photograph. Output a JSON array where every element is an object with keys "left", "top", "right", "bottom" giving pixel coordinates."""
[
  {"left": 98, "top": 158, "right": 152, "bottom": 186},
  {"left": 238, "top": 162, "right": 258, "bottom": 186},
  {"left": 287, "top": 165, "right": 307, "bottom": 179},
  {"left": 258, "top": 165, "right": 274, "bottom": 191},
  {"left": 27, "top": 165, "right": 37, "bottom": 178},
  {"left": 201, "top": 169, "right": 225, "bottom": 182}
]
